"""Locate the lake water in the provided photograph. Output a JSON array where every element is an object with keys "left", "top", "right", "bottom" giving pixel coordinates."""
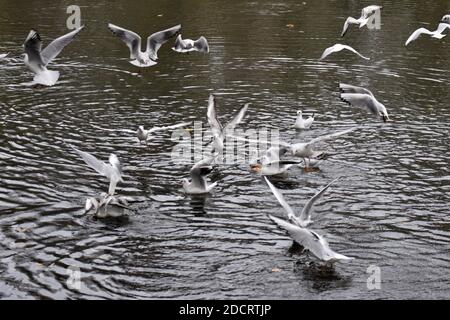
[{"left": 0, "top": 0, "right": 449, "bottom": 299}]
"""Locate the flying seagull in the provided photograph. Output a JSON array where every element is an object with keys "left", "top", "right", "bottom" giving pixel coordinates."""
[
  {"left": 319, "top": 44, "right": 370, "bottom": 61},
  {"left": 339, "top": 83, "right": 390, "bottom": 122},
  {"left": 172, "top": 34, "right": 209, "bottom": 53},
  {"left": 405, "top": 15, "right": 450, "bottom": 46},
  {"left": 264, "top": 176, "right": 339, "bottom": 227},
  {"left": 294, "top": 110, "right": 314, "bottom": 130},
  {"left": 23, "top": 26, "right": 84, "bottom": 86},
  {"left": 72, "top": 146, "right": 123, "bottom": 196},
  {"left": 341, "top": 5, "right": 383, "bottom": 37},
  {"left": 182, "top": 154, "right": 218, "bottom": 194},
  {"left": 207, "top": 94, "right": 249, "bottom": 154},
  {"left": 268, "top": 215, "right": 354, "bottom": 263},
  {"left": 108, "top": 23, "right": 181, "bottom": 67},
  {"left": 250, "top": 146, "right": 300, "bottom": 176}
]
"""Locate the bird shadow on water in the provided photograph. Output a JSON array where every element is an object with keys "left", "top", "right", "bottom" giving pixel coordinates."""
[
  {"left": 288, "top": 242, "right": 353, "bottom": 292},
  {"left": 186, "top": 194, "right": 210, "bottom": 216}
]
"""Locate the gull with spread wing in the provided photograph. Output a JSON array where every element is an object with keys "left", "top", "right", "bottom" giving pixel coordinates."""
[
  {"left": 108, "top": 23, "right": 181, "bottom": 67},
  {"left": 319, "top": 44, "right": 370, "bottom": 61},
  {"left": 341, "top": 5, "right": 382, "bottom": 37},
  {"left": 23, "top": 26, "right": 84, "bottom": 86},
  {"left": 85, "top": 193, "right": 132, "bottom": 218},
  {"left": 182, "top": 154, "right": 218, "bottom": 194},
  {"left": 72, "top": 146, "right": 123, "bottom": 196},
  {"left": 405, "top": 15, "right": 450, "bottom": 46},
  {"left": 268, "top": 215, "right": 354, "bottom": 263},
  {"left": 339, "top": 83, "right": 390, "bottom": 122},
  {"left": 264, "top": 176, "right": 339, "bottom": 227},
  {"left": 294, "top": 110, "right": 315, "bottom": 130},
  {"left": 172, "top": 34, "right": 209, "bottom": 53}
]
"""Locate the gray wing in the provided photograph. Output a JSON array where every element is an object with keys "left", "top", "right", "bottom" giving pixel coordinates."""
[
  {"left": 405, "top": 27, "right": 433, "bottom": 46},
  {"left": 340, "top": 93, "right": 380, "bottom": 117},
  {"left": 173, "top": 34, "right": 185, "bottom": 51},
  {"left": 194, "top": 36, "right": 209, "bottom": 53},
  {"left": 307, "top": 127, "right": 356, "bottom": 146},
  {"left": 108, "top": 23, "right": 142, "bottom": 59},
  {"left": 72, "top": 146, "right": 111, "bottom": 178},
  {"left": 339, "top": 83, "right": 374, "bottom": 96},
  {"left": 24, "top": 30, "right": 44, "bottom": 67},
  {"left": 319, "top": 45, "right": 337, "bottom": 60},
  {"left": 341, "top": 17, "right": 359, "bottom": 37},
  {"left": 299, "top": 177, "right": 340, "bottom": 223},
  {"left": 41, "top": 26, "right": 84, "bottom": 65},
  {"left": 224, "top": 103, "right": 249, "bottom": 132},
  {"left": 207, "top": 94, "right": 223, "bottom": 139},
  {"left": 435, "top": 22, "right": 450, "bottom": 34},
  {"left": 341, "top": 45, "right": 370, "bottom": 60},
  {"left": 148, "top": 121, "right": 191, "bottom": 134},
  {"left": 264, "top": 177, "right": 296, "bottom": 219},
  {"left": 107, "top": 154, "right": 123, "bottom": 195},
  {"left": 147, "top": 24, "right": 181, "bottom": 60}
]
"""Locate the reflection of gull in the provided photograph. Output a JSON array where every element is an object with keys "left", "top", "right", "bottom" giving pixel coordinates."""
[
  {"left": 108, "top": 23, "right": 181, "bottom": 67},
  {"left": 0, "top": 53, "right": 9, "bottom": 59},
  {"left": 23, "top": 26, "right": 84, "bottom": 86},
  {"left": 341, "top": 5, "right": 382, "bottom": 37},
  {"left": 207, "top": 94, "right": 249, "bottom": 153},
  {"left": 294, "top": 110, "right": 314, "bottom": 130},
  {"left": 264, "top": 176, "right": 339, "bottom": 227},
  {"left": 85, "top": 194, "right": 131, "bottom": 218},
  {"left": 339, "top": 83, "right": 390, "bottom": 122},
  {"left": 405, "top": 17, "right": 450, "bottom": 46},
  {"left": 268, "top": 215, "right": 354, "bottom": 263},
  {"left": 172, "top": 34, "right": 209, "bottom": 53},
  {"left": 319, "top": 44, "right": 370, "bottom": 61},
  {"left": 72, "top": 146, "right": 123, "bottom": 195},
  {"left": 182, "top": 155, "right": 218, "bottom": 194}
]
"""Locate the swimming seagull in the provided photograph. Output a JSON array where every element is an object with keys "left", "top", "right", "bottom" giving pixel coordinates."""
[
  {"left": 0, "top": 53, "right": 9, "bottom": 59},
  {"left": 339, "top": 83, "right": 390, "bottom": 122},
  {"left": 264, "top": 176, "right": 339, "bottom": 227},
  {"left": 172, "top": 34, "right": 209, "bottom": 53},
  {"left": 182, "top": 154, "right": 218, "bottom": 194},
  {"left": 319, "top": 44, "right": 370, "bottom": 61},
  {"left": 85, "top": 194, "right": 131, "bottom": 218},
  {"left": 108, "top": 23, "right": 181, "bottom": 67},
  {"left": 405, "top": 15, "right": 450, "bottom": 46},
  {"left": 207, "top": 94, "right": 249, "bottom": 154},
  {"left": 341, "top": 5, "right": 383, "bottom": 37},
  {"left": 294, "top": 110, "right": 314, "bottom": 130},
  {"left": 72, "top": 146, "right": 123, "bottom": 196},
  {"left": 268, "top": 215, "right": 354, "bottom": 263},
  {"left": 23, "top": 26, "right": 84, "bottom": 86}
]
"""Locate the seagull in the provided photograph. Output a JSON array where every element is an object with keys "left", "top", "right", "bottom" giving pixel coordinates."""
[
  {"left": 85, "top": 194, "right": 131, "bottom": 218},
  {"left": 136, "top": 122, "right": 191, "bottom": 144},
  {"left": 264, "top": 176, "right": 339, "bottom": 227},
  {"left": 339, "top": 83, "right": 390, "bottom": 122},
  {"left": 207, "top": 94, "right": 249, "bottom": 154},
  {"left": 294, "top": 110, "right": 314, "bottom": 130},
  {"left": 405, "top": 15, "right": 450, "bottom": 46},
  {"left": 319, "top": 44, "right": 370, "bottom": 61},
  {"left": 268, "top": 215, "right": 354, "bottom": 263},
  {"left": 0, "top": 53, "right": 9, "bottom": 59},
  {"left": 286, "top": 127, "right": 357, "bottom": 170},
  {"left": 23, "top": 26, "right": 84, "bottom": 86},
  {"left": 108, "top": 23, "right": 181, "bottom": 67},
  {"left": 172, "top": 34, "right": 209, "bottom": 53},
  {"left": 72, "top": 146, "right": 123, "bottom": 196},
  {"left": 341, "top": 5, "right": 383, "bottom": 37},
  {"left": 182, "top": 154, "right": 218, "bottom": 194},
  {"left": 250, "top": 146, "right": 300, "bottom": 176}
]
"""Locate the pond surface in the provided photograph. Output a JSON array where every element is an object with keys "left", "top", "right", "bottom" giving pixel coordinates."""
[{"left": 0, "top": 0, "right": 449, "bottom": 299}]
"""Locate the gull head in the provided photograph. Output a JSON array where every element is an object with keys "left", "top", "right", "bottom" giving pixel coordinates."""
[
  {"left": 297, "top": 110, "right": 303, "bottom": 116},
  {"left": 440, "top": 15, "right": 450, "bottom": 24}
]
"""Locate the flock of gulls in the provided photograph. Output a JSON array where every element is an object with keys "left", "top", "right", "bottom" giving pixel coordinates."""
[{"left": 1, "top": 6, "right": 449, "bottom": 266}]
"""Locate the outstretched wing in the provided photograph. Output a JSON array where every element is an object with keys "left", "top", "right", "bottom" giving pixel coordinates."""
[
  {"left": 72, "top": 146, "right": 110, "bottom": 178},
  {"left": 108, "top": 23, "right": 142, "bottom": 59},
  {"left": 24, "top": 30, "right": 45, "bottom": 67},
  {"left": 264, "top": 177, "right": 296, "bottom": 219},
  {"left": 341, "top": 45, "right": 370, "bottom": 60},
  {"left": 207, "top": 94, "right": 223, "bottom": 139},
  {"left": 194, "top": 36, "right": 209, "bottom": 53},
  {"left": 299, "top": 177, "right": 340, "bottom": 223},
  {"left": 147, "top": 24, "right": 181, "bottom": 60},
  {"left": 405, "top": 27, "right": 432, "bottom": 46},
  {"left": 340, "top": 93, "right": 380, "bottom": 117},
  {"left": 307, "top": 127, "right": 357, "bottom": 146},
  {"left": 341, "top": 17, "right": 359, "bottom": 37},
  {"left": 148, "top": 121, "right": 191, "bottom": 134},
  {"left": 339, "top": 83, "right": 374, "bottom": 96},
  {"left": 224, "top": 103, "right": 249, "bottom": 132},
  {"left": 41, "top": 26, "right": 84, "bottom": 65}
]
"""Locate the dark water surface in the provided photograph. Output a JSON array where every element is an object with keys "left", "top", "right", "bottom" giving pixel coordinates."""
[{"left": 0, "top": 0, "right": 449, "bottom": 299}]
